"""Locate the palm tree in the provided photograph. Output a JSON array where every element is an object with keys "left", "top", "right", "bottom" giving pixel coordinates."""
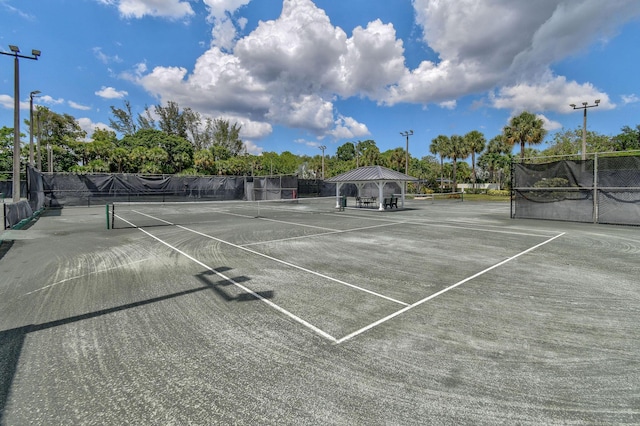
[
  {"left": 503, "top": 111, "right": 546, "bottom": 160},
  {"left": 463, "top": 130, "right": 486, "bottom": 188},
  {"left": 441, "top": 135, "right": 467, "bottom": 192},
  {"left": 430, "top": 135, "right": 450, "bottom": 192}
]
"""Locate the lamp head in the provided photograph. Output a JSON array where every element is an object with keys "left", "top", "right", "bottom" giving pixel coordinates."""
[
  {"left": 570, "top": 104, "right": 576, "bottom": 108},
  {"left": 582, "top": 102, "right": 588, "bottom": 106},
  {"left": 9, "top": 45, "right": 20, "bottom": 53},
  {"left": 31, "top": 49, "right": 41, "bottom": 57},
  {"left": 31, "top": 90, "right": 41, "bottom": 96},
  {"left": 595, "top": 99, "right": 600, "bottom": 104}
]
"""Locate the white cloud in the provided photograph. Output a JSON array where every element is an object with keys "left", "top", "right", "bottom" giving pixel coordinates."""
[
  {"left": 211, "top": 17, "right": 240, "bottom": 51},
  {"left": 95, "top": 86, "right": 129, "bottom": 99},
  {"left": 439, "top": 100, "right": 456, "bottom": 110},
  {"left": 0, "top": 94, "right": 13, "bottom": 109},
  {"left": 77, "top": 117, "right": 114, "bottom": 139},
  {"left": 622, "top": 94, "right": 639, "bottom": 105},
  {"left": 39, "top": 95, "right": 65, "bottom": 105},
  {"left": 93, "top": 47, "right": 122, "bottom": 64},
  {"left": 537, "top": 114, "right": 562, "bottom": 131},
  {"left": 386, "top": 0, "right": 640, "bottom": 107},
  {"left": 132, "top": 0, "right": 640, "bottom": 143},
  {"left": 327, "top": 115, "right": 370, "bottom": 140},
  {"left": 69, "top": 101, "right": 92, "bottom": 111},
  {"left": 202, "top": 0, "right": 251, "bottom": 20},
  {"left": 490, "top": 74, "right": 614, "bottom": 114},
  {"left": 114, "top": 0, "right": 194, "bottom": 19}
]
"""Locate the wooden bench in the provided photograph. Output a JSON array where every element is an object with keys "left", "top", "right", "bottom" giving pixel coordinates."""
[{"left": 383, "top": 197, "right": 398, "bottom": 209}]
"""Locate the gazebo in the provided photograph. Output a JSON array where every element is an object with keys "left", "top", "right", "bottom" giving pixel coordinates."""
[{"left": 325, "top": 165, "right": 418, "bottom": 211}]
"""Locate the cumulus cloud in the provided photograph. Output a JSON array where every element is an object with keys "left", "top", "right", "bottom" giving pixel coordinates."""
[
  {"left": 388, "top": 0, "right": 640, "bottom": 107},
  {"left": 490, "top": 74, "right": 614, "bottom": 114},
  {"left": 109, "top": 0, "right": 195, "bottom": 19},
  {"left": 622, "top": 94, "right": 639, "bottom": 105},
  {"left": 327, "top": 115, "right": 370, "bottom": 140},
  {"left": 131, "top": 0, "right": 640, "bottom": 145},
  {"left": 77, "top": 117, "right": 114, "bottom": 139},
  {"left": 95, "top": 86, "right": 129, "bottom": 99}
]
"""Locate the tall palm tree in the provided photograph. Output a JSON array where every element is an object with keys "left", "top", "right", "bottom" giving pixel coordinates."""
[
  {"left": 430, "top": 135, "right": 450, "bottom": 192},
  {"left": 463, "top": 130, "right": 486, "bottom": 187},
  {"left": 503, "top": 111, "right": 546, "bottom": 160},
  {"left": 443, "top": 134, "right": 467, "bottom": 192}
]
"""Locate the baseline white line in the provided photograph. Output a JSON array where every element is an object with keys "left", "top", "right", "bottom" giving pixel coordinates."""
[
  {"left": 177, "top": 224, "right": 409, "bottom": 306},
  {"left": 117, "top": 214, "right": 338, "bottom": 343},
  {"left": 335, "top": 232, "right": 566, "bottom": 344}
]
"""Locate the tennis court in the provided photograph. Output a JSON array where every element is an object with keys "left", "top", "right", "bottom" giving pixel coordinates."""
[{"left": 1, "top": 198, "right": 638, "bottom": 424}]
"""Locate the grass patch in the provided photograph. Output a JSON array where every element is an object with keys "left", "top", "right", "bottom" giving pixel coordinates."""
[{"left": 462, "top": 193, "right": 510, "bottom": 202}]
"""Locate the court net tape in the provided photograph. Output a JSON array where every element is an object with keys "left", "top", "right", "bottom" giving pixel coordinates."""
[{"left": 108, "top": 197, "right": 340, "bottom": 229}]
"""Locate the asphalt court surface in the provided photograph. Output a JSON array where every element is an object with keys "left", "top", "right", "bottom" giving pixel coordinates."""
[
  {"left": 1, "top": 199, "right": 639, "bottom": 424},
  {"left": 110, "top": 200, "right": 563, "bottom": 342}
]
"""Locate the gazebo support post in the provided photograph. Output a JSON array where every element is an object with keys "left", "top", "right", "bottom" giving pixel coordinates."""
[
  {"left": 335, "top": 182, "right": 343, "bottom": 208},
  {"left": 377, "top": 181, "right": 385, "bottom": 210}
]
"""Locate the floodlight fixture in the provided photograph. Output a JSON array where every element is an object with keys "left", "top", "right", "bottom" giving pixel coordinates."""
[
  {"left": 569, "top": 100, "right": 600, "bottom": 160},
  {"left": 0, "top": 43, "right": 42, "bottom": 201}
]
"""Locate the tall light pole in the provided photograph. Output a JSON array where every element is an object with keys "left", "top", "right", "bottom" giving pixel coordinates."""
[
  {"left": 29, "top": 90, "right": 41, "bottom": 165},
  {"left": 570, "top": 100, "right": 599, "bottom": 161},
  {"left": 400, "top": 130, "right": 413, "bottom": 175},
  {"left": 1, "top": 45, "right": 41, "bottom": 202},
  {"left": 319, "top": 145, "right": 326, "bottom": 180},
  {"left": 400, "top": 130, "right": 413, "bottom": 193}
]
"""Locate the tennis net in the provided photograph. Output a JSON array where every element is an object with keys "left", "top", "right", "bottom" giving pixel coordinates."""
[{"left": 108, "top": 197, "right": 340, "bottom": 229}]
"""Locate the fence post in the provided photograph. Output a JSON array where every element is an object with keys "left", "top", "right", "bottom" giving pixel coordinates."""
[{"left": 593, "top": 153, "right": 598, "bottom": 224}]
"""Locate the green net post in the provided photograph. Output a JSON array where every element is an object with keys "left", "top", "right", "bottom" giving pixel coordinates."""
[{"left": 106, "top": 204, "right": 110, "bottom": 229}]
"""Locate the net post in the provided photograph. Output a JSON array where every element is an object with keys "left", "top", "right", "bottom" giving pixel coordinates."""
[
  {"left": 106, "top": 204, "right": 110, "bottom": 229},
  {"left": 593, "top": 153, "right": 598, "bottom": 224}
]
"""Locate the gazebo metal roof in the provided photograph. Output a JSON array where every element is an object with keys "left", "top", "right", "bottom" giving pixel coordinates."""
[{"left": 325, "top": 165, "right": 417, "bottom": 183}]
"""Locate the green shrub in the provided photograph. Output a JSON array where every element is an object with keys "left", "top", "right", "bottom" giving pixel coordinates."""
[{"left": 487, "top": 189, "right": 510, "bottom": 197}]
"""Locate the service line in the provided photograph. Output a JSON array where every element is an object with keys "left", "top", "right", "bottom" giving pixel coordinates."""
[{"left": 117, "top": 214, "right": 338, "bottom": 343}]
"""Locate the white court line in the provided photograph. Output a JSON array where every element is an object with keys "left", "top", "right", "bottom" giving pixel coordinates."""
[
  {"left": 336, "top": 211, "right": 555, "bottom": 238},
  {"left": 176, "top": 225, "right": 410, "bottom": 306},
  {"left": 130, "top": 210, "right": 409, "bottom": 306},
  {"left": 117, "top": 214, "right": 338, "bottom": 343},
  {"left": 334, "top": 232, "right": 566, "bottom": 344},
  {"left": 240, "top": 221, "right": 402, "bottom": 247}
]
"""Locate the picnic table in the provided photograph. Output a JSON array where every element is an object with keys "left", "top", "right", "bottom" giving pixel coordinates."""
[{"left": 356, "top": 196, "right": 377, "bottom": 208}]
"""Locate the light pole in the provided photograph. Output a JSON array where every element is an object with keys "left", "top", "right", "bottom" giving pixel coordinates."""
[
  {"left": 400, "top": 130, "right": 413, "bottom": 175},
  {"left": 570, "top": 100, "right": 599, "bottom": 161},
  {"left": 400, "top": 130, "right": 413, "bottom": 193},
  {"left": 1, "top": 45, "right": 41, "bottom": 202},
  {"left": 319, "top": 145, "right": 326, "bottom": 180},
  {"left": 29, "top": 90, "right": 41, "bottom": 165}
]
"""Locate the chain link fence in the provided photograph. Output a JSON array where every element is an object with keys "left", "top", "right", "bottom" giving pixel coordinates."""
[{"left": 511, "top": 151, "right": 640, "bottom": 225}]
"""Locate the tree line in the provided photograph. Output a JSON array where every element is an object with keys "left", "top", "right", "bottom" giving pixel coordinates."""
[{"left": 1, "top": 103, "right": 638, "bottom": 192}]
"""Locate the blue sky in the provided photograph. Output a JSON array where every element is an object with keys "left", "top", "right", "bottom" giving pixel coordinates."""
[{"left": 1, "top": 0, "right": 640, "bottom": 160}]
